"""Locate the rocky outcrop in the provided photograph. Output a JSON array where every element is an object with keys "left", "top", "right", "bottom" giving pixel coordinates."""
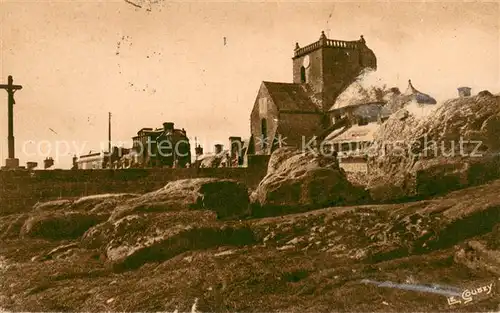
[
  {"left": 367, "top": 93, "right": 500, "bottom": 201},
  {"left": 33, "top": 194, "right": 138, "bottom": 214},
  {"left": 265, "top": 147, "right": 298, "bottom": 175},
  {"left": 68, "top": 194, "right": 139, "bottom": 214},
  {"left": 252, "top": 148, "right": 368, "bottom": 214},
  {"left": 0, "top": 214, "right": 28, "bottom": 239},
  {"left": 367, "top": 180, "right": 500, "bottom": 261},
  {"left": 454, "top": 240, "right": 500, "bottom": 275},
  {"left": 33, "top": 199, "right": 72, "bottom": 212},
  {"left": 21, "top": 211, "right": 108, "bottom": 240},
  {"left": 17, "top": 194, "right": 137, "bottom": 240},
  {"left": 82, "top": 211, "right": 255, "bottom": 271},
  {"left": 110, "top": 178, "right": 250, "bottom": 221}
]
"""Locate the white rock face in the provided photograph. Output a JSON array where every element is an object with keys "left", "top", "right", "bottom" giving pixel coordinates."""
[{"left": 367, "top": 92, "right": 500, "bottom": 200}]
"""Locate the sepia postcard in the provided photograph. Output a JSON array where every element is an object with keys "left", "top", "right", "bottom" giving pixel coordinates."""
[{"left": 0, "top": 1, "right": 499, "bottom": 312}]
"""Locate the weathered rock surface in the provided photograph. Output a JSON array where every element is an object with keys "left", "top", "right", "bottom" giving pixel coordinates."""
[
  {"left": 252, "top": 148, "right": 368, "bottom": 213},
  {"left": 20, "top": 211, "right": 108, "bottom": 240},
  {"left": 82, "top": 211, "right": 255, "bottom": 271},
  {"left": 0, "top": 214, "right": 28, "bottom": 239},
  {"left": 12, "top": 194, "right": 138, "bottom": 240},
  {"left": 1, "top": 179, "right": 499, "bottom": 312},
  {"left": 68, "top": 194, "right": 139, "bottom": 214},
  {"left": 33, "top": 199, "right": 73, "bottom": 212},
  {"left": 367, "top": 93, "right": 500, "bottom": 201},
  {"left": 110, "top": 178, "right": 250, "bottom": 221},
  {"left": 33, "top": 194, "right": 138, "bottom": 214},
  {"left": 454, "top": 240, "right": 500, "bottom": 275}
]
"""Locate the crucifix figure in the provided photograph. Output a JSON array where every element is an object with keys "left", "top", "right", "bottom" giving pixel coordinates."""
[{"left": 0, "top": 75, "right": 23, "bottom": 168}]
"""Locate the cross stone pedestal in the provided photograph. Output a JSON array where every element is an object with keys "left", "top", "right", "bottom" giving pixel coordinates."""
[
  {"left": 4, "top": 158, "right": 19, "bottom": 169},
  {"left": 0, "top": 75, "right": 23, "bottom": 169}
]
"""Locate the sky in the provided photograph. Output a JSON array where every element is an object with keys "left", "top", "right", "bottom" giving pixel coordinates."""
[{"left": 0, "top": 0, "right": 499, "bottom": 169}]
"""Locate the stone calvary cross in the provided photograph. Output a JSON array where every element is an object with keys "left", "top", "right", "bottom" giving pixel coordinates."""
[{"left": 0, "top": 75, "right": 23, "bottom": 168}]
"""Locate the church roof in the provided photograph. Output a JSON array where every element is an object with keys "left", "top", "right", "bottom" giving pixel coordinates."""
[
  {"left": 263, "top": 82, "right": 319, "bottom": 112},
  {"left": 404, "top": 80, "right": 437, "bottom": 105}
]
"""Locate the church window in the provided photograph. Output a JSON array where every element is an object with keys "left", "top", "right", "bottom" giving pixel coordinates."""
[
  {"left": 300, "top": 66, "right": 306, "bottom": 83},
  {"left": 259, "top": 98, "right": 268, "bottom": 115}
]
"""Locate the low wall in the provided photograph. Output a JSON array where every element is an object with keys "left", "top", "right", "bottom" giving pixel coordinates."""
[{"left": 0, "top": 166, "right": 268, "bottom": 215}]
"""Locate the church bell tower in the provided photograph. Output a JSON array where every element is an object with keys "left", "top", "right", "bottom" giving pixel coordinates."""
[{"left": 292, "top": 31, "right": 377, "bottom": 111}]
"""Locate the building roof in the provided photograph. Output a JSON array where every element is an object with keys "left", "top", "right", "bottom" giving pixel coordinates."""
[
  {"left": 79, "top": 151, "right": 102, "bottom": 158},
  {"left": 263, "top": 82, "right": 319, "bottom": 112},
  {"left": 324, "top": 122, "right": 380, "bottom": 144},
  {"left": 404, "top": 80, "right": 437, "bottom": 105},
  {"left": 135, "top": 127, "right": 187, "bottom": 138}
]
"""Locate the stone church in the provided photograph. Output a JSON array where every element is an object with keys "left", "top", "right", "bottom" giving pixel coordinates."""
[{"left": 249, "top": 31, "right": 377, "bottom": 155}]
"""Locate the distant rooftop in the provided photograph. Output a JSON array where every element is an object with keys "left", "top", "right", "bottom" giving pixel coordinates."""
[{"left": 404, "top": 80, "right": 437, "bottom": 105}]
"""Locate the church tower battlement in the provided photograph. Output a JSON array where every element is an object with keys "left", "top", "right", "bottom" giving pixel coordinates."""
[{"left": 292, "top": 31, "right": 377, "bottom": 111}]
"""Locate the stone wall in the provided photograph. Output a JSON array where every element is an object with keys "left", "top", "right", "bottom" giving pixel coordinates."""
[{"left": 0, "top": 166, "right": 268, "bottom": 215}]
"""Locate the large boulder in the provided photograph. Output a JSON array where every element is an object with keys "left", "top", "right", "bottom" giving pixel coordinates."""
[
  {"left": 367, "top": 93, "right": 500, "bottom": 201},
  {"left": 33, "top": 194, "right": 138, "bottom": 214},
  {"left": 266, "top": 146, "right": 298, "bottom": 175},
  {"left": 82, "top": 211, "right": 255, "bottom": 271},
  {"left": 251, "top": 148, "right": 368, "bottom": 213},
  {"left": 20, "top": 211, "right": 108, "bottom": 240},
  {"left": 17, "top": 194, "right": 139, "bottom": 240},
  {"left": 110, "top": 178, "right": 250, "bottom": 221}
]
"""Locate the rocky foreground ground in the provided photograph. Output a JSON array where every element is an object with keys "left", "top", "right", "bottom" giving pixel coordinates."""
[{"left": 1, "top": 177, "right": 499, "bottom": 312}]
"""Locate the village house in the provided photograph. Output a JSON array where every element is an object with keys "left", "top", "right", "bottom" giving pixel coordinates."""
[
  {"left": 77, "top": 146, "right": 132, "bottom": 170},
  {"left": 77, "top": 151, "right": 104, "bottom": 170},
  {"left": 131, "top": 122, "right": 191, "bottom": 168}
]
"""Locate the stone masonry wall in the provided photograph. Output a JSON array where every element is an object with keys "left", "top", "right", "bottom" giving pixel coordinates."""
[{"left": 0, "top": 166, "right": 268, "bottom": 215}]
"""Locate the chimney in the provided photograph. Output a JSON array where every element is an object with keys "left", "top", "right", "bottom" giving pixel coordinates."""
[
  {"left": 44, "top": 157, "right": 54, "bottom": 169},
  {"left": 458, "top": 87, "right": 471, "bottom": 98},
  {"left": 214, "top": 144, "right": 223, "bottom": 154},
  {"left": 163, "top": 122, "right": 174, "bottom": 132},
  {"left": 195, "top": 144, "right": 203, "bottom": 157}
]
